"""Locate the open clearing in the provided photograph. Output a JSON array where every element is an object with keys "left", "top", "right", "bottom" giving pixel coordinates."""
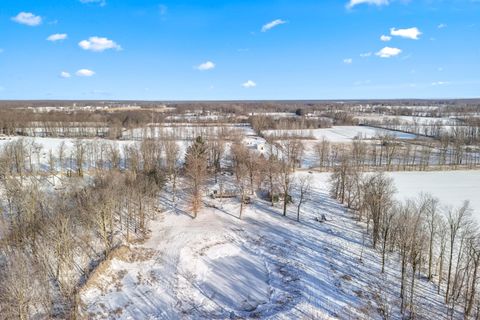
[
  {"left": 80, "top": 172, "right": 448, "bottom": 319},
  {"left": 262, "top": 126, "right": 417, "bottom": 142},
  {"left": 387, "top": 170, "right": 480, "bottom": 222}
]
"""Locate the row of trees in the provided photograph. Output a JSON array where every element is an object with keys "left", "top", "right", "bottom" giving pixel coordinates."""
[
  {"left": 314, "top": 135, "right": 480, "bottom": 171},
  {"left": 330, "top": 168, "right": 478, "bottom": 318},
  {"left": 361, "top": 117, "right": 480, "bottom": 144},
  {"left": 0, "top": 141, "right": 165, "bottom": 318},
  {"left": 0, "top": 108, "right": 161, "bottom": 138},
  {"left": 250, "top": 115, "right": 332, "bottom": 134}
]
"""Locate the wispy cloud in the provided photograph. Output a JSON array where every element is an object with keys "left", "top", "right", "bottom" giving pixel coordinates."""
[
  {"left": 76, "top": 69, "right": 95, "bottom": 77},
  {"left": 47, "top": 33, "right": 68, "bottom": 42},
  {"left": 79, "top": 37, "right": 121, "bottom": 52},
  {"left": 375, "top": 46, "right": 402, "bottom": 58},
  {"left": 261, "top": 19, "right": 287, "bottom": 32},
  {"left": 380, "top": 35, "right": 391, "bottom": 42},
  {"left": 242, "top": 80, "right": 256, "bottom": 88},
  {"left": 437, "top": 23, "right": 447, "bottom": 29},
  {"left": 11, "top": 12, "right": 42, "bottom": 26},
  {"left": 60, "top": 71, "right": 71, "bottom": 78},
  {"left": 346, "top": 0, "right": 389, "bottom": 9},
  {"left": 343, "top": 58, "right": 353, "bottom": 64},
  {"left": 431, "top": 81, "right": 450, "bottom": 86},
  {"left": 195, "top": 61, "right": 215, "bottom": 71},
  {"left": 360, "top": 52, "right": 372, "bottom": 58},
  {"left": 390, "top": 27, "right": 422, "bottom": 40},
  {"left": 79, "top": 0, "right": 106, "bottom": 6}
]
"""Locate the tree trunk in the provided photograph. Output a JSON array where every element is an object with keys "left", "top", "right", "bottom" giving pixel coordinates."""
[
  {"left": 446, "top": 240, "right": 455, "bottom": 303},
  {"left": 297, "top": 202, "right": 301, "bottom": 222},
  {"left": 466, "top": 254, "right": 479, "bottom": 317},
  {"left": 428, "top": 235, "right": 434, "bottom": 281}
]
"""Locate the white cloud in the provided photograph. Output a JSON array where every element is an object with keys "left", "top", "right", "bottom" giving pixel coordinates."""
[
  {"left": 343, "top": 58, "right": 353, "bottom": 64},
  {"left": 346, "top": 0, "right": 389, "bottom": 9},
  {"left": 390, "top": 27, "right": 422, "bottom": 40},
  {"left": 261, "top": 19, "right": 287, "bottom": 32},
  {"left": 431, "top": 81, "right": 450, "bottom": 86},
  {"left": 196, "top": 61, "right": 215, "bottom": 71},
  {"left": 76, "top": 69, "right": 95, "bottom": 77},
  {"left": 11, "top": 12, "right": 42, "bottom": 26},
  {"left": 360, "top": 52, "right": 372, "bottom": 58},
  {"left": 375, "top": 46, "right": 402, "bottom": 58},
  {"left": 438, "top": 23, "right": 447, "bottom": 29},
  {"left": 380, "top": 35, "right": 392, "bottom": 42},
  {"left": 47, "top": 33, "right": 68, "bottom": 42},
  {"left": 60, "top": 71, "right": 71, "bottom": 78},
  {"left": 79, "top": 37, "right": 121, "bottom": 52},
  {"left": 242, "top": 80, "right": 256, "bottom": 88},
  {"left": 79, "top": 0, "right": 106, "bottom": 6}
]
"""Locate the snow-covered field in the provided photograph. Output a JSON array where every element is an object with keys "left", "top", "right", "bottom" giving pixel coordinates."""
[
  {"left": 387, "top": 170, "right": 480, "bottom": 222},
  {"left": 249, "top": 112, "right": 298, "bottom": 118},
  {"left": 80, "top": 172, "right": 449, "bottom": 319},
  {"left": 123, "top": 124, "right": 255, "bottom": 140},
  {"left": 355, "top": 114, "right": 459, "bottom": 126},
  {"left": 0, "top": 137, "right": 137, "bottom": 164},
  {"left": 0, "top": 136, "right": 192, "bottom": 169},
  {"left": 262, "top": 126, "right": 416, "bottom": 142}
]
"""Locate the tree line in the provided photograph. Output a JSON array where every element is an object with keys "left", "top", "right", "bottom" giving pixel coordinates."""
[
  {"left": 0, "top": 139, "right": 165, "bottom": 318},
  {"left": 330, "top": 168, "right": 478, "bottom": 318}
]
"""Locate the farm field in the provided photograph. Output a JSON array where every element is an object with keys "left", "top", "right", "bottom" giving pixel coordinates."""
[
  {"left": 262, "top": 126, "right": 417, "bottom": 142},
  {"left": 355, "top": 114, "right": 459, "bottom": 125},
  {"left": 387, "top": 170, "right": 480, "bottom": 222}
]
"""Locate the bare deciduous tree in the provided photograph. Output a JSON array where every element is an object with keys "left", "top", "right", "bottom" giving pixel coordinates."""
[
  {"left": 445, "top": 201, "right": 472, "bottom": 304},
  {"left": 362, "top": 172, "right": 395, "bottom": 249},
  {"left": 296, "top": 175, "right": 312, "bottom": 222},
  {"left": 164, "top": 139, "right": 181, "bottom": 202}
]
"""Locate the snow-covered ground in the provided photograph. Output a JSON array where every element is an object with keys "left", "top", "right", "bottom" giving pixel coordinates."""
[
  {"left": 249, "top": 112, "right": 298, "bottom": 118},
  {"left": 387, "top": 170, "right": 480, "bottom": 222},
  {"left": 80, "top": 172, "right": 450, "bottom": 319},
  {"left": 262, "top": 126, "right": 416, "bottom": 142},
  {"left": 0, "top": 136, "right": 192, "bottom": 169},
  {"left": 123, "top": 124, "right": 255, "bottom": 140},
  {"left": 355, "top": 114, "right": 459, "bottom": 126},
  {"left": 0, "top": 136, "right": 136, "bottom": 164}
]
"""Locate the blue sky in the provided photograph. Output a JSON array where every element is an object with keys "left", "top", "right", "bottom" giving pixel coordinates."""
[{"left": 0, "top": 0, "right": 479, "bottom": 100}]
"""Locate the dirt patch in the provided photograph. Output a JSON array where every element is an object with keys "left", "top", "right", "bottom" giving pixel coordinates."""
[
  {"left": 110, "top": 245, "right": 156, "bottom": 263},
  {"left": 79, "top": 245, "right": 158, "bottom": 296}
]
